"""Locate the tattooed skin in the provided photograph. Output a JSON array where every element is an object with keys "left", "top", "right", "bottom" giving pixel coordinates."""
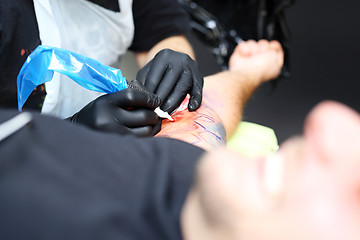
[{"left": 156, "top": 96, "right": 226, "bottom": 150}]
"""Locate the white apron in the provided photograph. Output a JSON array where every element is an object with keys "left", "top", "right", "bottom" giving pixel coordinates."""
[{"left": 33, "top": 0, "right": 134, "bottom": 118}]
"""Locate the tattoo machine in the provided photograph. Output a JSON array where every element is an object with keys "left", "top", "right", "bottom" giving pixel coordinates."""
[{"left": 17, "top": 45, "right": 172, "bottom": 120}]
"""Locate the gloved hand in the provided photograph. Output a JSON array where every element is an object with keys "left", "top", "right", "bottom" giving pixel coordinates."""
[
  {"left": 68, "top": 80, "right": 162, "bottom": 137},
  {"left": 136, "top": 49, "right": 204, "bottom": 114}
]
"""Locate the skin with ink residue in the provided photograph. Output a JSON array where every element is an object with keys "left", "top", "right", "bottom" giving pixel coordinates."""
[
  {"left": 157, "top": 40, "right": 284, "bottom": 151},
  {"left": 156, "top": 95, "right": 226, "bottom": 150}
]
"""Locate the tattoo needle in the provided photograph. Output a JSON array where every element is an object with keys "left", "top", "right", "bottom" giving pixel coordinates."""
[
  {"left": 126, "top": 80, "right": 174, "bottom": 121},
  {"left": 154, "top": 107, "right": 174, "bottom": 121}
]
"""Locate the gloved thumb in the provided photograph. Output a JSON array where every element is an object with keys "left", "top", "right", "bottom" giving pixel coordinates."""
[{"left": 107, "top": 80, "right": 161, "bottom": 110}]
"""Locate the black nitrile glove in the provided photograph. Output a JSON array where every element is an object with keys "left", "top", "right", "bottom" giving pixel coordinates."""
[
  {"left": 68, "top": 80, "right": 162, "bottom": 137},
  {"left": 136, "top": 48, "right": 204, "bottom": 114}
]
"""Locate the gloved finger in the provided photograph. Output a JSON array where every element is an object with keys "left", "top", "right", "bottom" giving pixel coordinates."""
[
  {"left": 136, "top": 61, "right": 151, "bottom": 85},
  {"left": 188, "top": 63, "right": 204, "bottom": 111},
  {"left": 128, "top": 126, "right": 154, "bottom": 137},
  {"left": 188, "top": 91, "right": 202, "bottom": 112},
  {"left": 142, "top": 54, "right": 169, "bottom": 92},
  {"left": 154, "top": 66, "right": 182, "bottom": 102},
  {"left": 127, "top": 79, "right": 153, "bottom": 94},
  {"left": 108, "top": 88, "right": 161, "bottom": 110},
  {"left": 151, "top": 119, "right": 162, "bottom": 136},
  {"left": 115, "top": 109, "right": 159, "bottom": 128},
  {"left": 160, "top": 72, "right": 192, "bottom": 113},
  {"left": 95, "top": 121, "right": 132, "bottom": 135}
]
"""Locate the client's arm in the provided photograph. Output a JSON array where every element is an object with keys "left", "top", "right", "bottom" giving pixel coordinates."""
[{"left": 156, "top": 40, "right": 284, "bottom": 150}]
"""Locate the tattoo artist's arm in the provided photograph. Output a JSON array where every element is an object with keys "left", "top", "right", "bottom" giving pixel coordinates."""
[{"left": 134, "top": 35, "right": 195, "bottom": 68}]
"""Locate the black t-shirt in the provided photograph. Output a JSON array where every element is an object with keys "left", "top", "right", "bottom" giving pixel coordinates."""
[
  {"left": 0, "top": 0, "right": 190, "bottom": 110},
  {"left": 0, "top": 109, "right": 204, "bottom": 240},
  {"left": 0, "top": 0, "right": 41, "bottom": 109}
]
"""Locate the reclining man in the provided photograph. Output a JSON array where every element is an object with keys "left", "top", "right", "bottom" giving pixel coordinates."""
[{"left": 3, "top": 40, "right": 357, "bottom": 240}]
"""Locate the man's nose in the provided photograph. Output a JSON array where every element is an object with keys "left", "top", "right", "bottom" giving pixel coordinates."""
[{"left": 304, "top": 100, "right": 360, "bottom": 180}]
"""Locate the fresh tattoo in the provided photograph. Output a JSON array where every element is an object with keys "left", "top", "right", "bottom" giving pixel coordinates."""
[{"left": 156, "top": 96, "right": 226, "bottom": 150}]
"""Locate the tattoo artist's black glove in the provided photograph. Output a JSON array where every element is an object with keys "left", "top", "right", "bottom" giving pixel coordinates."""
[
  {"left": 68, "top": 80, "right": 162, "bottom": 137},
  {"left": 136, "top": 48, "right": 204, "bottom": 114}
]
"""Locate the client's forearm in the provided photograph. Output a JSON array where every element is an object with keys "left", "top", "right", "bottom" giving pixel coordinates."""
[
  {"left": 203, "top": 70, "right": 262, "bottom": 138},
  {"left": 156, "top": 71, "right": 262, "bottom": 150},
  {"left": 156, "top": 40, "right": 284, "bottom": 150},
  {"left": 156, "top": 95, "right": 226, "bottom": 151}
]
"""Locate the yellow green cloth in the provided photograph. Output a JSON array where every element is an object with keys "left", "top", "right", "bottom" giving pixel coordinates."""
[{"left": 227, "top": 121, "right": 279, "bottom": 157}]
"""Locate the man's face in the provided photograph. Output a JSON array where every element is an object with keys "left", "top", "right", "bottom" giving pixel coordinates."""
[{"left": 196, "top": 101, "right": 360, "bottom": 239}]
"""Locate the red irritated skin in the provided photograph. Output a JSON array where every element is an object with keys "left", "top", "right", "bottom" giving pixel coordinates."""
[{"left": 156, "top": 95, "right": 226, "bottom": 151}]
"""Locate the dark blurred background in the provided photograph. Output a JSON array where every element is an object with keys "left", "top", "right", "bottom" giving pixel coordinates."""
[{"left": 189, "top": 0, "right": 360, "bottom": 144}]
